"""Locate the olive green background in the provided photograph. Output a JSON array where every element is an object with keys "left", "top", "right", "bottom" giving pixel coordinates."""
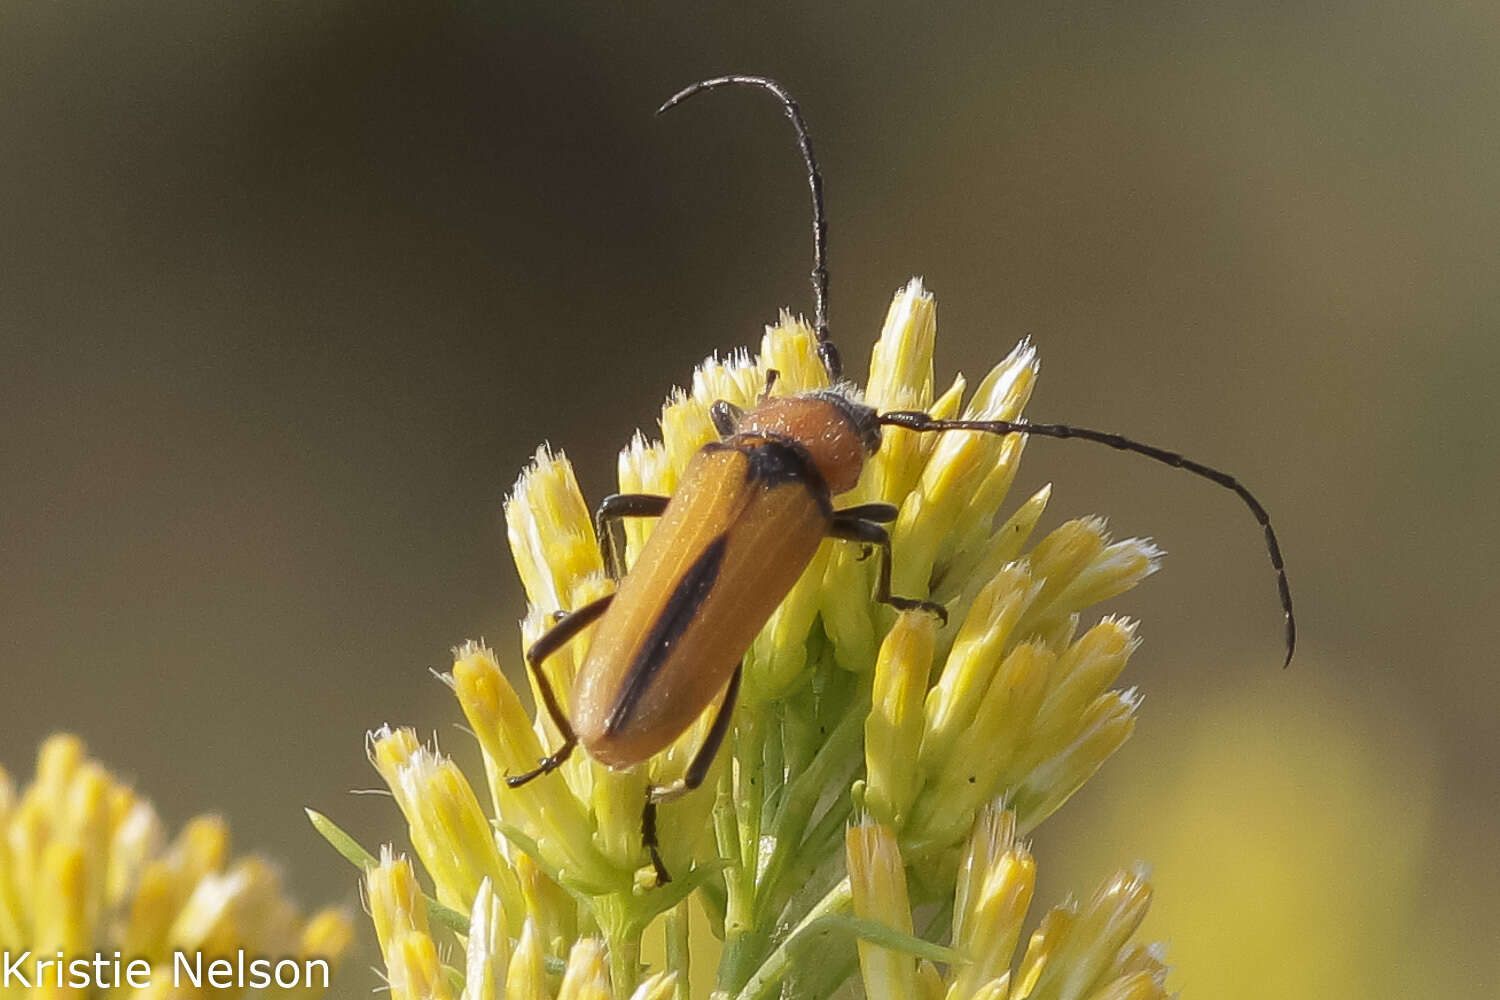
[{"left": 2, "top": 3, "right": 1495, "bottom": 996}]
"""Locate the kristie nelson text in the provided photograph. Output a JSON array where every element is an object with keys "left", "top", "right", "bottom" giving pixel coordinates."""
[{"left": 1, "top": 950, "right": 331, "bottom": 989}]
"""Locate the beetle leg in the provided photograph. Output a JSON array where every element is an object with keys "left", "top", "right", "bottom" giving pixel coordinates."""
[
  {"left": 832, "top": 504, "right": 897, "bottom": 562},
  {"left": 759, "top": 368, "right": 781, "bottom": 401},
  {"left": 828, "top": 515, "right": 948, "bottom": 624},
  {"left": 506, "top": 593, "right": 615, "bottom": 788},
  {"left": 646, "top": 662, "right": 742, "bottom": 805},
  {"left": 710, "top": 399, "right": 744, "bottom": 438},
  {"left": 641, "top": 661, "right": 743, "bottom": 884},
  {"left": 831, "top": 501, "right": 899, "bottom": 524},
  {"left": 641, "top": 798, "right": 668, "bottom": 885},
  {"left": 594, "top": 493, "right": 670, "bottom": 579}
]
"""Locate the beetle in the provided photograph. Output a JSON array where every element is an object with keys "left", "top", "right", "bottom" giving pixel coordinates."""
[{"left": 506, "top": 75, "right": 1295, "bottom": 884}]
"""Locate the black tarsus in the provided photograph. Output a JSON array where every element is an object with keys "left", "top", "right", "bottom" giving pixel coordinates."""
[
  {"left": 658, "top": 75, "right": 841, "bottom": 381},
  {"left": 877, "top": 411, "right": 1296, "bottom": 667}
]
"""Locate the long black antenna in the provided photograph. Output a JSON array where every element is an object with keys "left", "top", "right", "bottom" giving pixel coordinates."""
[
  {"left": 658, "top": 75, "right": 841, "bottom": 380},
  {"left": 878, "top": 410, "right": 1297, "bottom": 667}
]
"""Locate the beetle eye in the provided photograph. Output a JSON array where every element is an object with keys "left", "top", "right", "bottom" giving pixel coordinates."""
[
  {"left": 853, "top": 405, "right": 883, "bottom": 454},
  {"left": 710, "top": 400, "right": 744, "bottom": 438},
  {"left": 812, "top": 391, "right": 882, "bottom": 454}
]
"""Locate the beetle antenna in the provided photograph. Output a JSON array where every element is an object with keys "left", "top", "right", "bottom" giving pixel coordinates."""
[
  {"left": 878, "top": 411, "right": 1296, "bottom": 668},
  {"left": 658, "top": 75, "right": 840, "bottom": 381}
]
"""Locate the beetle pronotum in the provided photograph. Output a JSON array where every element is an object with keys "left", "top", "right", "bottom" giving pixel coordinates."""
[{"left": 507, "top": 75, "right": 1295, "bottom": 884}]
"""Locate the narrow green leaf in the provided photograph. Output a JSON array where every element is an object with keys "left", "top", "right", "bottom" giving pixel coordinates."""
[
  {"left": 817, "top": 914, "right": 959, "bottom": 963},
  {"left": 305, "top": 808, "right": 377, "bottom": 870},
  {"left": 305, "top": 808, "right": 470, "bottom": 935}
]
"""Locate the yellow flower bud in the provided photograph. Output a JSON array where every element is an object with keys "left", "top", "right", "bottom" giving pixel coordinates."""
[
  {"left": 557, "top": 938, "right": 613, "bottom": 1000},
  {"left": 1021, "top": 518, "right": 1110, "bottom": 627},
  {"left": 757, "top": 314, "right": 827, "bottom": 393},
  {"left": 866, "top": 278, "right": 938, "bottom": 413},
  {"left": 921, "top": 564, "right": 1040, "bottom": 771},
  {"left": 627, "top": 970, "right": 680, "bottom": 1000},
  {"left": 1012, "top": 691, "right": 1138, "bottom": 831},
  {"left": 948, "top": 807, "right": 1035, "bottom": 998},
  {"left": 389, "top": 930, "right": 454, "bottom": 1000},
  {"left": 369, "top": 726, "right": 515, "bottom": 917},
  {"left": 865, "top": 612, "right": 938, "bottom": 828},
  {"left": 505, "top": 918, "right": 549, "bottom": 1000},
  {"left": 507, "top": 447, "right": 606, "bottom": 612},
  {"left": 1024, "top": 866, "right": 1153, "bottom": 1000},
  {"left": 367, "top": 850, "right": 430, "bottom": 967},
  {"left": 1021, "top": 619, "right": 1139, "bottom": 767},
  {"left": 1088, "top": 970, "right": 1170, "bottom": 1000},
  {"left": 453, "top": 878, "right": 505, "bottom": 1000},
  {"left": 847, "top": 819, "right": 918, "bottom": 1000}
]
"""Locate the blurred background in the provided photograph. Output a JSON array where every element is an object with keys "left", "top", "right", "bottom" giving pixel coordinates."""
[{"left": 2, "top": 3, "right": 1495, "bottom": 996}]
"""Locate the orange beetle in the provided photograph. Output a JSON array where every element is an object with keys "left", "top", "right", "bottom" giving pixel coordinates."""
[{"left": 506, "top": 76, "right": 1294, "bottom": 884}]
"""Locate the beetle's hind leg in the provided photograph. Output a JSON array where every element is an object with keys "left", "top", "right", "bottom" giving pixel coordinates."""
[
  {"left": 640, "top": 661, "right": 743, "bottom": 885},
  {"left": 507, "top": 593, "right": 614, "bottom": 788},
  {"left": 594, "top": 493, "right": 670, "bottom": 579},
  {"left": 829, "top": 509, "right": 948, "bottom": 624}
]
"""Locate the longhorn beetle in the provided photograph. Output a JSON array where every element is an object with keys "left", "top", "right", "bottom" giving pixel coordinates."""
[{"left": 507, "top": 75, "right": 1295, "bottom": 884}]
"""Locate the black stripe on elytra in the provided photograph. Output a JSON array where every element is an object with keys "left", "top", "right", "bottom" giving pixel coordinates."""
[{"left": 603, "top": 533, "right": 729, "bottom": 736}]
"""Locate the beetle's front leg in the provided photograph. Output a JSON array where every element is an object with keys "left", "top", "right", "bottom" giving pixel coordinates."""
[
  {"left": 506, "top": 593, "right": 614, "bottom": 788},
  {"left": 594, "top": 493, "right": 670, "bottom": 579},
  {"left": 828, "top": 509, "right": 948, "bottom": 624}
]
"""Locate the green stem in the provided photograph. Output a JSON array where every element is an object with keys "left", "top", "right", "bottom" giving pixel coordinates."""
[
  {"left": 665, "top": 901, "right": 690, "bottom": 1000},
  {"left": 753, "top": 696, "right": 866, "bottom": 923},
  {"left": 705, "top": 770, "right": 736, "bottom": 943},
  {"left": 609, "top": 934, "right": 640, "bottom": 999},
  {"left": 595, "top": 896, "right": 642, "bottom": 997},
  {"left": 768, "top": 692, "right": 865, "bottom": 835},
  {"left": 732, "top": 877, "right": 853, "bottom": 1000},
  {"left": 761, "top": 702, "right": 786, "bottom": 817},
  {"left": 718, "top": 715, "right": 766, "bottom": 995},
  {"left": 736, "top": 713, "right": 767, "bottom": 885},
  {"left": 793, "top": 796, "right": 855, "bottom": 882},
  {"left": 714, "top": 677, "right": 870, "bottom": 994}
]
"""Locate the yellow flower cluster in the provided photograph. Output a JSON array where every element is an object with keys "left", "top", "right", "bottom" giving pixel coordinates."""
[
  {"left": 848, "top": 807, "right": 1166, "bottom": 1000},
  {"left": 366, "top": 849, "right": 679, "bottom": 1000},
  {"left": 866, "top": 607, "right": 1142, "bottom": 855},
  {"left": 0, "top": 734, "right": 350, "bottom": 999},
  {"left": 339, "top": 280, "right": 1173, "bottom": 999}
]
